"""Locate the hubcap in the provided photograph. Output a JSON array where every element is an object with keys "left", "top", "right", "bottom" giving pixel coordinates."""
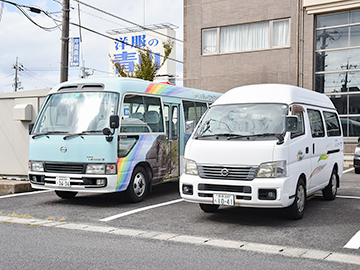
[
  {"left": 296, "top": 185, "right": 305, "bottom": 213},
  {"left": 133, "top": 172, "right": 146, "bottom": 197},
  {"left": 331, "top": 173, "right": 337, "bottom": 195}
]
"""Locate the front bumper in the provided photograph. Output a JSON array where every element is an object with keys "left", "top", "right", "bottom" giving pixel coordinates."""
[
  {"left": 179, "top": 174, "right": 294, "bottom": 208},
  {"left": 29, "top": 172, "right": 118, "bottom": 193}
]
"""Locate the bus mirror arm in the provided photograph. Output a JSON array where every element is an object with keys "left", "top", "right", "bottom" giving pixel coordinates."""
[
  {"left": 103, "top": 115, "right": 119, "bottom": 142},
  {"left": 103, "top": 127, "right": 114, "bottom": 142},
  {"left": 28, "top": 123, "right": 34, "bottom": 135}
]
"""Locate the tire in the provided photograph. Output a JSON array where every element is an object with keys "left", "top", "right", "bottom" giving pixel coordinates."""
[
  {"left": 355, "top": 168, "right": 360, "bottom": 174},
  {"left": 322, "top": 168, "right": 337, "bottom": 200},
  {"left": 199, "top": 203, "right": 219, "bottom": 213},
  {"left": 125, "top": 166, "right": 148, "bottom": 203},
  {"left": 55, "top": 190, "right": 78, "bottom": 199},
  {"left": 287, "top": 178, "right": 306, "bottom": 220}
]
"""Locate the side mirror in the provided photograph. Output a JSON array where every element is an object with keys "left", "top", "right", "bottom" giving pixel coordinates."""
[
  {"left": 29, "top": 123, "right": 34, "bottom": 135},
  {"left": 102, "top": 127, "right": 111, "bottom": 136},
  {"left": 109, "top": 115, "right": 119, "bottom": 129},
  {"left": 286, "top": 116, "right": 298, "bottom": 132}
]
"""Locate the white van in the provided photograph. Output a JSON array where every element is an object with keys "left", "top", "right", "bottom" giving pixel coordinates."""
[{"left": 180, "top": 84, "right": 343, "bottom": 219}]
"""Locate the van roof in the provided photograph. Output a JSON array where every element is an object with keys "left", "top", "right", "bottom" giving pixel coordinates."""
[{"left": 213, "top": 84, "right": 335, "bottom": 109}]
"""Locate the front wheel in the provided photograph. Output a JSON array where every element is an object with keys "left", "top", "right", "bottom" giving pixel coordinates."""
[
  {"left": 322, "top": 169, "right": 337, "bottom": 200},
  {"left": 125, "top": 166, "right": 148, "bottom": 203},
  {"left": 287, "top": 178, "right": 306, "bottom": 220},
  {"left": 199, "top": 203, "right": 219, "bottom": 213},
  {"left": 55, "top": 190, "right": 78, "bottom": 199}
]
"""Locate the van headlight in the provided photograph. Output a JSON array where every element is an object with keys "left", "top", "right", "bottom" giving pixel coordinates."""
[
  {"left": 185, "top": 159, "right": 198, "bottom": 175},
  {"left": 256, "top": 161, "right": 287, "bottom": 178}
]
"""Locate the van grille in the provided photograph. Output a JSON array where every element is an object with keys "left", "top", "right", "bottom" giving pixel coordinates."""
[
  {"left": 44, "top": 163, "right": 85, "bottom": 174},
  {"left": 198, "top": 165, "right": 258, "bottom": 180}
]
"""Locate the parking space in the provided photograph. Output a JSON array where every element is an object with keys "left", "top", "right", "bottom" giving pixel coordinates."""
[{"left": 1, "top": 170, "right": 360, "bottom": 255}]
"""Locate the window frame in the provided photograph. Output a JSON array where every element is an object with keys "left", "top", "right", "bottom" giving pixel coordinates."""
[
  {"left": 307, "top": 109, "right": 325, "bottom": 138},
  {"left": 202, "top": 18, "right": 290, "bottom": 55}
]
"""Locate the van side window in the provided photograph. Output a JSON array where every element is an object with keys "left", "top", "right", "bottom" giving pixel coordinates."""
[
  {"left": 120, "top": 94, "right": 164, "bottom": 133},
  {"left": 291, "top": 105, "right": 305, "bottom": 139},
  {"left": 323, "top": 111, "right": 341, "bottom": 137},
  {"left": 307, "top": 109, "right": 325, "bottom": 138}
]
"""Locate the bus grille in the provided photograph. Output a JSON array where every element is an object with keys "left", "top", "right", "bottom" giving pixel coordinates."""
[
  {"left": 44, "top": 163, "right": 85, "bottom": 174},
  {"left": 198, "top": 165, "right": 258, "bottom": 180}
]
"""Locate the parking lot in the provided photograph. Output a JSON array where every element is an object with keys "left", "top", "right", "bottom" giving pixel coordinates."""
[{"left": 1, "top": 168, "right": 360, "bottom": 261}]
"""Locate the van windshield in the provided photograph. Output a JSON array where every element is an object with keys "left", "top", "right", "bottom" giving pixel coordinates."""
[
  {"left": 195, "top": 103, "right": 288, "bottom": 138},
  {"left": 32, "top": 92, "right": 119, "bottom": 134}
]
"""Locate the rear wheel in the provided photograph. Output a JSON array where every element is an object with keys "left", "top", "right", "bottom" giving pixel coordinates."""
[
  {"left": 199, "top": 203, "right": 219, "bottom": 213},
  {"left": 287, "top": 178, "right": 306, "bottom": 220},
  {"left": 125, "top": 166, "right": 148, "bottom": 203},
  {"left": 322, "top": 168, "right": 337, "bottom": 200},
  {"left": 55, "top": 190, "right": 78, "bottom": 199},
  {"left": 355, "top": 168, "right": 360, "bottom": 174}
]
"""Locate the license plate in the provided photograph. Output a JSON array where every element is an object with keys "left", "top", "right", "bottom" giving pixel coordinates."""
[
  {"left": 56, "top": 176, "right": 71, "bottom": 187},
  {"left": 213, "top": 194, "right": 234, "bottom": 206}
]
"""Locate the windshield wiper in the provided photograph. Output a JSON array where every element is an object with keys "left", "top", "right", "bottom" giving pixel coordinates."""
[
  {"left": 63, "top": 130, "right": 100, "bottom": 140},
  {"left": 195, "top": 133, "right": 245, "bottom": 139},
  {"left": 32, "top": 131, "right": 68, "bottom": 139},
  {"left": 226, "top": 133, "right": 285, "bottom": 143}
]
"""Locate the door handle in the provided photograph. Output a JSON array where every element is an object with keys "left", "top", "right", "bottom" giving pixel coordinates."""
[
  {"left": 306, "top": 147, "right": 309, "bottom": 154},
  {"left": 313, "top": 143, "right": 315, "bottom": 154}
]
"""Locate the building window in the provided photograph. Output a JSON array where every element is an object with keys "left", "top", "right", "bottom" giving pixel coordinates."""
[
  {"left": 202, "top": 19, "right": 290, "bottom": 55},
  {"left": 315, "top": 10, "right": 360, "bottom": 137}
]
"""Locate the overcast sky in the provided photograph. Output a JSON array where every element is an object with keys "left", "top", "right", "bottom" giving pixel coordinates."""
[{"left": 0, "top": 0, "right": 183, "bottom": 93}]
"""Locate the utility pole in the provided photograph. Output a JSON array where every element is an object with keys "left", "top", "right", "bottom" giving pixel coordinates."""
[
  {"left": 12, "top": 57, "right": 24, "bottom": 92},
  {"left": 60, "top": 0, "right": 70, "bottom": 83}
]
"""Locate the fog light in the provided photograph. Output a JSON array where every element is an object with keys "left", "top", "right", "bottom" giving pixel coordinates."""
[
  {"left": 267, "top": 191, "right": 276, "bottom": 199},
  {"left": 96, "top": 179, "right": 106, "bottom": 186},
  {"left": 258, "top": 189, "right": 277, "bottom": 200},
  {"left": 182, "top": 184, "right": 193, "bottom": 195},
  {"left": 32, "top": 176, "right": 38, "bottom": 182}
]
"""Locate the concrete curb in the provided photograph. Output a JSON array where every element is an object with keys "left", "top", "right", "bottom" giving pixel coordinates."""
[{"left": 0, "top": 176, "right": 33, "bottom": 194}]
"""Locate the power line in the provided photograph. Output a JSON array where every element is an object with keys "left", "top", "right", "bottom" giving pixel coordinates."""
[
  {"left": 74, "top": 0, "right": 183, "bottom": 44},
  {"left": 53, "top": 18, "right": 183, "bottom": 64},
  {"left": 2, "top": 0, "right": 59, "bottom": 31}
]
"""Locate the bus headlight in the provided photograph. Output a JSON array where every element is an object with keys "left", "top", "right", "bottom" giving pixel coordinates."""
[
  {"left": 256, "top": 161, "right": 286, "bottom": 178},
  {"left": 30, "top": 161, "right": 44, "bottom": 172},
  {"left": 86, "top": 164, "right": 117, "bottom": 175},
  {"left": 185, "top": 159, "right": 198, "bottom": 175}
]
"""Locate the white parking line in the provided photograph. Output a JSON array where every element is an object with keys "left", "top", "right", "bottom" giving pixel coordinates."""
[
  {"left": 0, "top": 190, "right": 51, "bottom": 199},
  {"left": 100, "top": 198, "right": 184, "bottom": 222},
  {"left": 343, "top": 167, "right": 354, "bottom": 174},
  {"left": 344, "top": 231, "right": 360, "bottom": 249}
]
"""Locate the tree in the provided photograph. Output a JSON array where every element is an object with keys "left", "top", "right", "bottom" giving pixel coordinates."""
[{"left": 110, "top": 39, "right": 174, "bottom": 81}]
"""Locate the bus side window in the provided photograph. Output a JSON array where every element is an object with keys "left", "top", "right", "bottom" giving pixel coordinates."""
[
  {"left": 182, "top": 100, "right": 208, "bottom": 135},
  {"left": 121, "top": 94, "right": 164, "bottom": 133}
]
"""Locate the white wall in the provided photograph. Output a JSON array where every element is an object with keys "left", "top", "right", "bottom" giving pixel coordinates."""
[{"left": 0, "top": 89, "right": 50, "bottom": 175}]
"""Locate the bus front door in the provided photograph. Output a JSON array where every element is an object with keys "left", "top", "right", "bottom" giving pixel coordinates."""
[{"left": 164, "top": 103, "right": 180, "bottom": 180}]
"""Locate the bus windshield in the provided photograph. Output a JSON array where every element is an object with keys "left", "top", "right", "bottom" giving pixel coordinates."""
[
  {"left": 33, "top": 92, "right": 119, "bottom": 134},
  {"left": 195, "top": 103, "right": 288, "bottom": 138}
]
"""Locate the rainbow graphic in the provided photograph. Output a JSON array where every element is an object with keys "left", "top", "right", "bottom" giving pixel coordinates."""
[
  {"left": 116, "top": 135, "right": 155, "bottom": 191},
  {"left": 145, "top": 83, "right": 191, "bottom": 96}
]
